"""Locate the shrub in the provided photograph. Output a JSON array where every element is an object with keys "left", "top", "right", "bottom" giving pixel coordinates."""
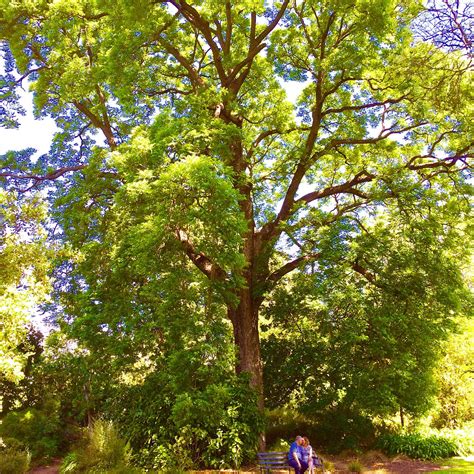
[
  {"left": 265, "top": 408, "right": 314, "bottom": 448},
  {"left": 377, "top": 432, "right": 458, "bottom": 460},
  {"left": 0, "top": 400, "right": 62, "bottom": 460},
  {"left": 347, "top": 459, "right": 364, "bottom": 472},
  {"left": 265, "top": 406, "right": 375, "bottom": 454},
  {"left": 111, "top": 375, "right": 264, "bottom": 471},
  {"left": 60, "top": 419, "right": 132, "bottom": 473},
  {"left": 60, "top": 452, "right": 79, "bottom": 473},
  {"left": 0, "top": 439, "right": 31, "bottom": 474}
]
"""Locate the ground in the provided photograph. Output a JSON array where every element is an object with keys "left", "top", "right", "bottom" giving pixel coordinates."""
[{"left": 28, "top": 456, "right": 474, "bottom": 473}]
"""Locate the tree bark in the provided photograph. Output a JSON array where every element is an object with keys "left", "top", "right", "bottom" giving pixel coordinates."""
[
  {"left": 228, "top": 286, "right": 264, "bottom": 408},
  {"left": 227, "top": 283, "right": 266, "bottom": 451}
]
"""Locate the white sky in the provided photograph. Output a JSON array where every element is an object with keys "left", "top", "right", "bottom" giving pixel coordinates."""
[
  {"left": 0, "top": 87, "right": 57, "bottom": 157},
  {"left": 0, "top": 80, "right": 304, "bottom": 158}
]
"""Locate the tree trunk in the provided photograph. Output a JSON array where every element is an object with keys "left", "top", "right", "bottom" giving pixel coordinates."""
[
  {"left": 227, "top": 284, "right": 266, "bottom": 451},
  {"left": 228, "top": 286, "right": 264, "bottom": 407}
]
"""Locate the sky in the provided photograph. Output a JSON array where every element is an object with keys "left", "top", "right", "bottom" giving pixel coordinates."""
[
  {"left": 0, "top": 87, "right": 58, "bottom": 157},
  {"left": 0, "top": 80, "right": 303, "bottom": 160}
]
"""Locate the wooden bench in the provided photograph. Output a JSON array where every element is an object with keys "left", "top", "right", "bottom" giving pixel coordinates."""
[{"left": 257, "top": 451, "right": 324, "bottom": 473}]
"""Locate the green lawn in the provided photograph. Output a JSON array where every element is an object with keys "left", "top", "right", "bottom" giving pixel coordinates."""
[{"left": 428, "top": 457, "right": 474, "bottom": 473}]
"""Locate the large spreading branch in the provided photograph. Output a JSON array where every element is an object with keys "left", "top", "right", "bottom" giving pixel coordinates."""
[
  {"left": 297, "top": 171, "right": 374, "bottom": 206},
  {"left": 0, "top": 166, "right": 120, "bottom": 193},
  {"left": 266, "top": 253, "right": 322, "bottom": 287},
  {"left": 175, "top": 229, "right": 227, "bottom": 282}
]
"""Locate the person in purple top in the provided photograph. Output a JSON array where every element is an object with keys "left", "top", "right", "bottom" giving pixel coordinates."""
[{"left": 288, "top": 435, "right": 308, "bottom": 473}]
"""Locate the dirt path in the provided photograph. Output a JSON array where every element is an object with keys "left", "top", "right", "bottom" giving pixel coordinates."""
[
  {"left": 28, "top": 459, "right": 61, "bottom": 474},
  {"left": 26, "top": 457, "right": 470, "bottom": 473}
]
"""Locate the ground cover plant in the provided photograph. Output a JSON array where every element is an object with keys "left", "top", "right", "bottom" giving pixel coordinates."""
[{"left": 378, "top": 427, "right": 474, "bottom": 461}]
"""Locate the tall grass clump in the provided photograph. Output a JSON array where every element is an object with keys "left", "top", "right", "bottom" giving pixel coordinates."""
[
  {"left": 0, "top": 438, "right": 31, "bottom": 474},
  {"left": 347, "top": 459, "right": 364, "bottom": 472},
  {"left": 322, "top": 459, "right": 335, "bottom": 472},
  {"left": 60, "top": 419, "right": 135, "bottom": 473}
]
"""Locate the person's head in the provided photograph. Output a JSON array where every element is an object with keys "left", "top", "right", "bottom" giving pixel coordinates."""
[
  {"left": 303, "top": 436, "right": 310, "bottom": 447},
  {"left": 296, "top": 435, "right": 304, "bottom": 445}
]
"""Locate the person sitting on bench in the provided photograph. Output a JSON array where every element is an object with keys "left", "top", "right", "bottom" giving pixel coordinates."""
[
  {"left": 302, "top": 436, "right": 314, "bottom": 473},
  {"left": 288, "top": 435, "right": 308, "bottom": 474}
]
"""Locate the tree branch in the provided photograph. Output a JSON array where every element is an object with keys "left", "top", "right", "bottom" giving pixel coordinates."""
[
  {"left": 296, "top": 171, "right": 374, "bottom": 205},
  {"left": 322, "top": 96, "right": 408, "bottom": 117},
  {"left": 352, "top": 261, "right": 377, "bottom": 285},
  {"left": 172, "top": 0, "right": 228, "bottom": 83},
  {"left": 72, "top": 100, "right": 117, "bottom": 149},
  {"left": 175, "top": 229, "right": 227, "bottom": 281},
  {"left": 0, "top": 165, "right": 119, "bottom": 193},
  {"left": 158, "top": 36, "right": 205, "bottom": 89},
  {"left": 266, "top": 253, "right": 322, "bottom": 285}
]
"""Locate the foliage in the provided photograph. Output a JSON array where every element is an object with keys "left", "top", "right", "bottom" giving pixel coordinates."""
[
  {"left": 435, "top": 426, "right": 474, "bottom": 456},
  {"left": 0, "top": 448, "right": 30, "bottom": 474},
  {"left": 265, "top": 409, "right": 316, "bottom": 449},
  {"left": 0, "top": 400, "right": 63, "bottom": 460},
  {"left": 323, "top": 460, "right": 335, "bottom": 473},
  {"left": 0, "top": 44, "right": 25, "bottom": 128},
  {"left": 0, "top": 438, "right": 31, "bottom": 474},
  {"left": 262, "top": 201, "right": 471, "bottom": 449},
  {"left": 0, "top": 326, "right": 43, "bottom": 415},
  {"left": 59, "top": 419, "right": 132, "bottom": 473},
  {"left": 110, "top": 374, "right": 264, "bottom": 470},
  {"left": 378, "top": 433, "right": 464, "bottom": 460},
  {"left": 432, "top": 317, "right": 474, "bottom": 428},
  {"left": 269, "top": 438, "right": 290, "bottom": 451},
  {"left": 0, "top": 190, "right": 51, "bottom": 383}
]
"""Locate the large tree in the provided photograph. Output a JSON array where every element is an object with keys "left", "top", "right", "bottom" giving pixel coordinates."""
[{"left": 1, "top": 0, "right": 472, "bottom": 409}]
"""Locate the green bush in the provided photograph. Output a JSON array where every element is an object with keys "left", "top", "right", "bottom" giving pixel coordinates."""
[
  {"left": 60, "top": 419, "right": 132, "bottom": 473},
  {"left": 0, "top": 439, "right": 31, "bottom": 474},
  {"left": 110, "top": 374, "right": 264, "bottom": 471},
  {"left": 437, "top": 426, "right": 474, "bottom": 456},
  {"left": 0, "top": 400, "right": 62, "bottom": 460},
  {"left": 378, "top": 432, "right": 459, "bottom": 460}
]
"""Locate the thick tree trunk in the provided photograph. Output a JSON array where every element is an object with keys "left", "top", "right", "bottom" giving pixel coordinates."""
[
  {"left": 227, "top": 284, "right": 266, "bottom": 451},
  {"left": 228, "top": 287, "right": 264, "bottom": 408}
]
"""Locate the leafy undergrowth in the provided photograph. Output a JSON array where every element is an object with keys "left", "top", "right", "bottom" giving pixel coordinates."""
[{"left": 377, "top": 428, "right": 474, "bottom": 460}]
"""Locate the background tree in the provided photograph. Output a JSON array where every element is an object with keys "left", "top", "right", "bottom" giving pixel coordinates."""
[
  {"left": 0, "top": 190, "right": 50, "bottom": 385},
  {"left": 1, "top": 0, "right": 472, "bottom": 427},
  {"left": 0, "top": 326, "right": 43, "bottom": 415},
  {"left": 432, "top": 317, "right": 474, "bottom": 428},
  {"left": 262, "top": 197, "right": 471, "bottom": 448}
]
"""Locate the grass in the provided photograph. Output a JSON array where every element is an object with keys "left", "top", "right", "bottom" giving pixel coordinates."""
[{"left": 428, "top": 456, "right": 474, "bottom": 473}]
